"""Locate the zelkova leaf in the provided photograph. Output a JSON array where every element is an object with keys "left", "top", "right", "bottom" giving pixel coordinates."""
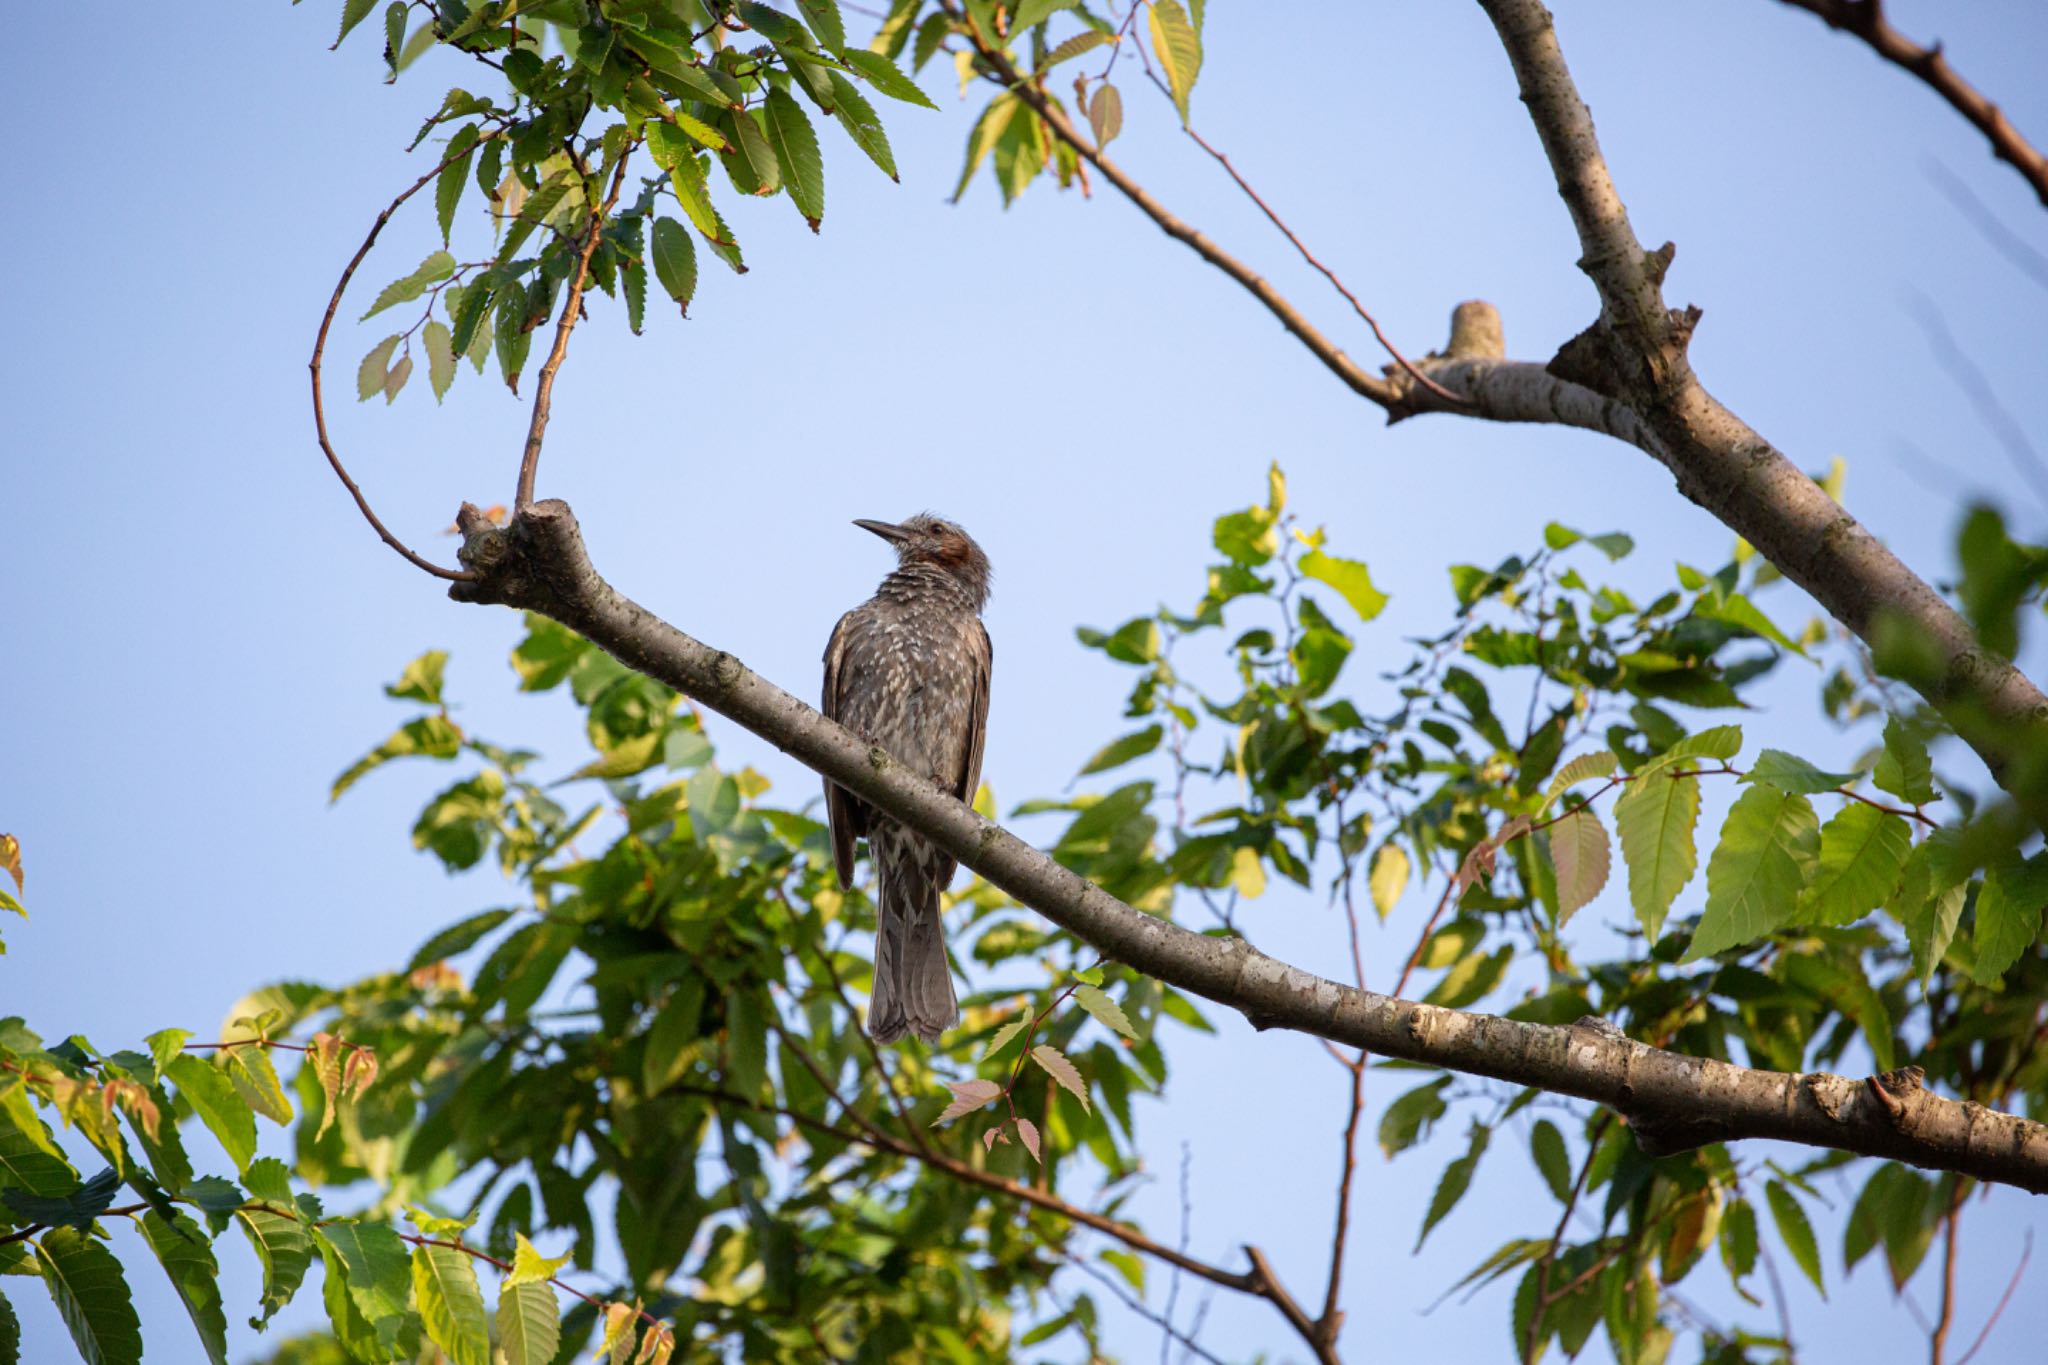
[
  {"left": 236, "top": 1202, "right": 313, "bottom": 1324},
  {"left": 1014, "top": 1116, "right": 1042, "bottom": 1163},
  {"left": 1369, "top": 843, "right": 1409, "bottom": 920},
  {"left": 163, "top": 1057, "right": 255, "bottom": 1174},
  {"left": 435, "top": 129, "right": 478, "bottom": 243},
  {"left": 1541, "top": 750, "right": 1617, "bottom": 813},
  {"left": 648, "top": 218, "right": 698, "bottom": 318},
  {"left": 1088, "top": 82, "right": 1123, "bottom": 149},
  {"left": 981, "top": 1016, "right": 1030, "bottom": 1061},
  {"left": 1299, "top": 549, "right": 1389, "bottom": 621},
  {"left": 1074, "top": 985, "right": 1139, "bottom": 1040},
  {"left": 933, "top": 1079, "right": 1002, "bottom": 1125},
  {"left": 952, "top": 93, "right": 1021, "bottom": 202},
  {"left": 1872, "top": 715, "right": 1935, "bottom": 805},
  {"left": 1078, "top": 725, "right": 1161, "bottom": 775},
  {"left": 1613, "top": 764, "right": 1701, "bottom": 943},
  {"left": 335, "top": 0, "right": 377, "bottom": 48},
  {"left": 1742, "top": 749, "right": 1856, "bottom": 796},
  {"left": 795, "top": 0, "right": 845, "bottom": 49},
  {"left": 355, "top": 334, "right": 401, "bottom": 402},
  {"left": 321, "top": 1220, "right": 411, "bottom": 1344},
  {"left": 423, "top": 320, "right": 456, "bottom": 401},
  {"left": 506, "top": 1233, "right": 571, "bottom": 1288},
  {"left": 1147, "top": 0, "right": 1202, "bottom": 123},
  {"left": 381, "top": 352, "right": 412, "bottom": 404},
  {"left": 1764, "top": 1181, "right": 1825, "bottom": 1296},
  {"left": 1044, "top": 30, "right": 1108, "bottom": 69},
  {"left": 1032, "top": 1045, "right": 1091, "bottom": 1113},
  {"left": 1529, "top": 1120, "right": 1571, "bottom": 1203},
  {"left": 1798, "top": 804, "right": 1911, "bottom": 927},
  {"left": 412, "top": 1242, "right": 491, "bottom": 1365},
  {"left": 140, "top": 1211, "right": 229, "bottom": 1365},
  {"left": 35, "top": 1228, "right": 143, "bottom": 1365},
  {"left": 1548, "top": 808, "right": 1611, "bottom": 924},
  {"left": 840, "top": 50, "right": 938, "bottom": 109},
  {"left": 496, "top": 1281, "right": 561, "bottom": 1365},
  {"left": 1377, "top": 1076, "right": 1448, "bottom": 1158},
  {"left": 1416, "top": 1121, "right": 1490, "bottom": 1250},
  {"left": 360, "top": 250, "right": 455, "bottom": 321},
  {"left": 1972, "top": 851, "right": 2048, "bottom": 985},
  {"left": 1685, "top": 784, "right": 1820, "bottom": 961},
  {"left": 763, "top": 88, "right": 825, "bottom": 229},
  {"left": 826, "top": 72, "right": 896, "bottom": 180}
]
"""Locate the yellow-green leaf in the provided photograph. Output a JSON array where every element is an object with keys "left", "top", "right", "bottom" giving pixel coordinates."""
[{"left": 1147, "top": 0, "right": 1202, "bottom": 123}]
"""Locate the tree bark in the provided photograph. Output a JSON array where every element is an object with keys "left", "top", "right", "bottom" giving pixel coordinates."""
[{"left": 447, "top": 498, "right": 2048, "bottom": 1195}]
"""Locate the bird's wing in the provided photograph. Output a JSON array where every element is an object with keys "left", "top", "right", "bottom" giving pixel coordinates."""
[
  {"left": 956, "top": 619, "right": 993, "bottom": 807},
  {"left": 822, "top": 611, "right": 865, "bottom": 888}
]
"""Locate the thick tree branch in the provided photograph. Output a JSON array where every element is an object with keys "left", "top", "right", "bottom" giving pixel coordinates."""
[
  {"left": 1474, "top": 0, "right": 2048, "bottom": 817},
  {"left": 1773, "top": 0, "right": 2048, "bottom": 208},
  {"left": 446, "top": 498, "right": 2048, "bottom": 1194}
]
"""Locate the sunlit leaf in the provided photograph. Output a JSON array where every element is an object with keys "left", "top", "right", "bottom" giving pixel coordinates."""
[{"left": 1685, "top": 785, "right": 1818, "bottom": 960}]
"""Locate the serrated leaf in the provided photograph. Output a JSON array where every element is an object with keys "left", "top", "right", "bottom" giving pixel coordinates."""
[
  {"left": 763, "top": 88, "right": 825, "bottom": 229},
  {"left": 35, "top": 1228, "right": 142, "bottom": 1365},
  {"left": 1078, "top": 725, "right": 1161, "bottom": 776},
  {"left": 1014, "top": 1116, "right": 1042, "bottom": 1163},
  {"left": 236, "top": 1202, "right": 314, "bottom": 1324},
  {"left": 1087, "top": 82, "right": 1122, "bottom": 149},
  {"left": 140, "top": 1211, "right": 228, "bottom": 1365},
  {"left": 981, "top": 1017, "right": 1030, "bottom": 1061},
  {"left": 219, "top": 1046, "right": 292, "bottom": 1125},
  {"left": 825, "top": 72, "right": 896, "bottom": 180},
  {"left": 1369, "top": 843, "right": 1408, "bottom": 920},
  {"left": 1, "top": 1168, "right": 118, "bottom": 1231},
  {"left": 1147, "top": 0, "right": 1202, "bottom": 123},
  {"left": 164, "top": 1057, "right": 255, "bottom": 1174},
  {"left": 840, "top": 50, "right": 937, "bottom": 109},
  {"left": 1377, "top": 1076, "right": 1448, "bottom": 1158},
  {"left": 952, "top": 93, "right": 1020, "bottom": 202},
  {"left": 648, "top": 217, "right": 698, "bottom": 317},
  {"left": 1548, "top": 808, "right": 1611, "bottom": 924},
  {"left": 1031, "top": 1045, "right": 1090, "bottom": 1112},
  {"left": 436, "top": 130, "right": 478, "bottom": 243},
  {"left": 1799, "top": 805, "right": 1910, "bottom": 927},
  {"left": 1685, "top": 784, "right": 1819, "bottom": 960},
  {"left": 718, "top": 108, "right": 781, "bottom": 195},
  {"left": 1972, "top": 851, "right": 2048, "bottom": 985},
  {"left": 335, "top": 0, "right": 377, "bottom": 48},
  {"left": 1299, "top": 550, "right": 1388, "bottom": 621},
  {"left": 497, "top": 1281, "right": 560, "bottom": 1365},
  {"left": 1416, "top": 1121, "right": 1490, "bottom": 1250},
  {"left": 1074, "top": 985, "right": 1138, "bottom": 1040},
  {"left": 497, "top": 170, "right": 573, "bottom": 266},
  {"left": 1529, "top": 1120, "right": 1571, "bottom": 1202},
  {"left": 623, "top": 258, "right": 647, "bottom": 335},
  {"left": 795, "top": 0, "right": 845, "bottom": 48},
  {"left": 0, "top": 1089, "right": 77, "bottom": 1195},
  {"left": 1743, "top": 749, "right": 1855, "bottom": 796},
  {"left": 361, "top": 250, "right": 456, "bottom": 321},
  {"left": 1541, "top": 751, "right": 1617, "bottom": 813},
  {"left": 1613, "top": 764, "right": 1701, "bottom": 943},
  {"left": 412, "top": 1243, "right": 490, "bottom": 1365},
  {"left": 1764, "top": 1181, "right": 1824, "bottom": 1296},
  {"left": 423, "top": 320, "right": 456, "bottom": 400},
  {"left": 933, "top": 1078, "right": 1002, "bottom": 1125},
  {"left": 321, "top": 1220, "right": 411, "bottom": 1345},
  {"left": 506, "top": 1233, "right": 571, "bottom": 1288},
  {"left": 381, "top": 351, "right": 412, "bottom": 403},
  {"left": 356, "top": 334, "right": 401, "bottom": 401},
  {"left": 1872, "top": 716, "right": 1935, "bottom": 805},
  {"left": 1044, "top": 30, "right": 1108, "bottom": 68}
]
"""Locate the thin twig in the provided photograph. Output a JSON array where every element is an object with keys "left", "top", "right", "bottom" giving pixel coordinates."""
[
  {"left": 1060, "top": 1249, "right": 1229, "bottom": 1365},
  {"left": 1773, "top": 0, "right": 2048, "bottom": 207},
  {"left": 1953, "top": 1227, "right": 2032, "bottom": 1365},
  {"left": 1929, "top": 1177, "right": 1969, "bottom": 1364},
  {"left": 310, "top": 136, "right": 501, "bottom": 581}
]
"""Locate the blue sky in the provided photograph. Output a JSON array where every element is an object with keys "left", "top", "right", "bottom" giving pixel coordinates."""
[{"left": 5, "top": 1, "right": 2047, "bottom": 1361}]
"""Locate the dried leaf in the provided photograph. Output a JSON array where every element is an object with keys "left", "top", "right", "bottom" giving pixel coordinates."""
[{"left": 1088, "top": 82, "right": 1122, "bottom": 149}]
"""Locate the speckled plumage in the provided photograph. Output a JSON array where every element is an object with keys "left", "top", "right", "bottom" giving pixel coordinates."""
[{"left": 823, "top": 515, "right": 993, "bottom": 1045}]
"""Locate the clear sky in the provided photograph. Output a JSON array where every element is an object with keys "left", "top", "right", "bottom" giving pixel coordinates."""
[{"left": 4, "top": 2, "right": 2047, "bottom": 1361}]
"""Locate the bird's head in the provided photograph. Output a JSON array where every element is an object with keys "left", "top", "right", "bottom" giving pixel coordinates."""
[{"left": 855, "top": 513, "right": 992, "bottom": 608}]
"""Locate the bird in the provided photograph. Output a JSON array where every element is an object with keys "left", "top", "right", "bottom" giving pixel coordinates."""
[{"left": 822, "top": 514, "right": 993, "bottom": 1045}]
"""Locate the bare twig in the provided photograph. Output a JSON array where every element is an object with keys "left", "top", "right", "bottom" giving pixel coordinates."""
[
  {"left": 1060, "top": 1250, "right": 1229, "bottom": 1365},
  {"left": 1774, "top": 0, "right": 2048, "bottom": 207},
  {"left": 1930, "top": 1177, "right": 1968, "bottom": 1363},
  {"left": 1953, "top": 1227, "right": 2032, "bottom": 1365}
]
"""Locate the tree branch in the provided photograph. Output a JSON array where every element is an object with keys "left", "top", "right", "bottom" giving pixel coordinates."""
[
  {"left": 1772, "top": 0, "right": 2048, "bottom": 208},
  {"left": 1473, "top": 0, "right": 2048, "bottom": 819},
  {"left": 445, "top": 498, "right": 2048, "bottom": 1194}
]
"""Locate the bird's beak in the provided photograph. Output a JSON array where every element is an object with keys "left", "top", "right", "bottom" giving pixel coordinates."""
[{"left": 853, "top": 518, "right": 911, "bottom": 544}]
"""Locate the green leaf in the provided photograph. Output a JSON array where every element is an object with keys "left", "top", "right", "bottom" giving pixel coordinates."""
[
  {"left": 1147, "top": 0, "right": 1202, "bottom": 123},
  {"left": 1369, "top": 843, "right": 1409, "bottom": 920},
  {"left": 1078, "top": 726, "right": 1162, "bottom": 776},
  {"left": 1377, "top": 1077, "right": 1449, "bottom": 1157},
  {"left": 1720, "top": 1196, "right": 1758, "bottom": 1281},
  {"left": 356, "top": 334, "right": 401, "bottom": 401},
  {"left": 1529, "top": 1120, "right": 1571, "bottom": 1202},
  {"left": 1701, "top": 592, "right": 1807, "bottom": 657},
  {"left": 320, "top": 1220, "right": 412, "bottom": 1347},
  {"left": 361, "top": 250, "right": 456, "bottom": 321},
  {"left": 412, "top": 1242, "right": 491, "bottom": 1365},
  {"left": 1299, "top": 549, "right": 1388, "bottom": 621},
  {"left": 1044, "top": 30, "right": 1108, "bottom": 69},
  {"left": 1, "top": 1168, "right": 118, "bottom": 1231},
  {"left": 335, "top": 0, "right": 378, "bottom": 48},
  {"left": 951, "top": 92, "right": 1021, "bottom": 202},
  {"left": 648, "top": 217, "right": 698, "bottom": 318},
  {"left": 140, "top": 1211, "right": 228, "bottom": 1365},
  {"left": 1972, "top": 850, "right": 2048, "bottom": 985},
  {"left": 981, "top": 1016, "right": 1030, "bottom": 1061},
  {"left": 0, "top": 1287, "right": 16, "bottom": 1365},
  {"left": 823, "top": 71, "right": 897, "bottom": 181},
  {"left": 1540, "top": 750, "right": 1617, "bottom": 814},
  {"left": 237, "top": 1201, "right": 314, "bottom": 1324},
  {"left": 1764, "top": 1181, "right": 1824, "bottom": 1296},
  {"left": 1548, "top": 807, "right": 1611, "bottom": 925},
  {"left": 1074, "top": 985, "right": 1139, "bottom": 1040},
  {"left": 497, "top": 170, "right": 574, "bottom": 266},
  {"left": 1088, "top": 82, "right": 1123, "bottom": 149},
  {"left": 1416, "top": 1121, "right": 1490, "bottom": 1250},
  {"left": 640, "top": 976, "right": 705, "bottom": 1096},
  {"left": 35, "top": 1228, "right": 142, "bottom": 1365},
  {"left": 1889, "top": 833, "right": 1969, "bottom": 984},
  {"left": 1542, "top": 523, "right": 1633, "bottom": 559},
  {"left": 1685, "top": 784, "right": 1819, "bottom": 960},
  {"left": 1742, "top": 749, "right": 1855, "bottom": 796},
  {"left": 1872, "top": 715, "right": 1935, "bottom": 805},
  {"left": 506, "top": 1233, "right": 571, "bottom": 1288},
  {"left": 1613, "top": 765, "right": 1701, "bottom": 942},
  {"left": 219, "top": 1045, "right": 293, "bottom": 1125},
  {"left": 163, "top": 1058, "right": 255, "bottom": 1174},
  {"left": 331, "top": 714, "right": 464, "bottom": 800},
  {"left": 1013, "top": 0, "right": 1078, "bottom": 29},
  {"left": 497, "top": 1280, "right": 561, "bottom": 1365},
  {"left": 1799, "top": 805, "right": 1910, "bottom": 927},
  {"left": 796, "top": 0, "right": 845, "bottom": 48},
  {"left": 725, "top": 991, "right": 768, "bottom": 1098},
  {"left": 763, "top": 88, "right": 825, "bottom": 228},
  {"left": 424, "top": 321, "right": 457, "bottom": 401},
  {"left": 718, "top": 108, "right": 781, "bottom": 196},
  {"left": 1031, "top": 1045, "right": 1090, "bottom": 1112},
  {"left": 840, "top": 50, "right": 937, "bottom": 109},
  {"left": 0, "top": 1089, "right": 77, "bottom": 1195},
  {"left": 435, "top": 129, "right": 479, "bottom": 243}
]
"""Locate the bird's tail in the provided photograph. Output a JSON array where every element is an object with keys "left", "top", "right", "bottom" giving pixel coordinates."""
[{"left": 868, "top": 835, "right": 958, "bottom": 1045}]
